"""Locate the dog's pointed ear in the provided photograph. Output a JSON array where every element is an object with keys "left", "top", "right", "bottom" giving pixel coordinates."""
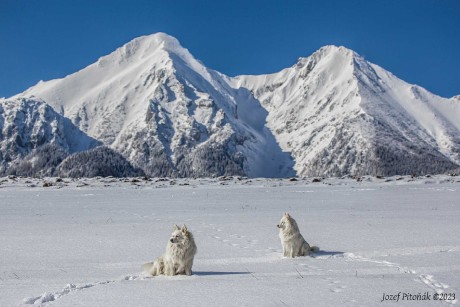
[
  {"left": 181, "top": 224, "right": 188, "bottom": 233},
  {"left": 284, "top": 212, "right": 291, "bottom": 218},
  {"left": 173, "top": 224, "right": 180, "bottom": 231}
]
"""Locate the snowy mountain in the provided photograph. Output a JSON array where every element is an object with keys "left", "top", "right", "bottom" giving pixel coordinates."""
[
  {"left": 9, "top": 34, "right": 460, "bottom": 177},
  {"left": 231, "top": 46, "right": 460, "bottom": 176},
  {"left": 14, "top": 33, "right": 293, "bottom": 177},
  {"left": 0, "top": 97, "right": 99, "bottom": 174}
]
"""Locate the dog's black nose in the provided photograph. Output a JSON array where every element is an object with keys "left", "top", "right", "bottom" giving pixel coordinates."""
[
  {"left": 276, "top": 224, "right": 279, "bottom": 228},
  {"left": 170, "top": 239, "right": 173, "bottom": 243}
]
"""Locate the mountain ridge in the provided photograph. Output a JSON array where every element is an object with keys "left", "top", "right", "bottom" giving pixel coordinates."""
[
  {"left": 230, "top": 44, "right": 460, "bottom": 176},
  {"left": 4, "top": 33, "right": 459, "bottom": 177}
]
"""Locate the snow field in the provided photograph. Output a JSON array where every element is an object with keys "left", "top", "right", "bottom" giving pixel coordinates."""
[{"left": 0, "top": 176, "right": 459, "bottom": 306}]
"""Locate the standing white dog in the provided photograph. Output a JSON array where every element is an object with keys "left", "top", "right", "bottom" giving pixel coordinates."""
[
  {"left": 277, "top": 213, "right": 318, "bottom": 258},
  {"left": 143, "top": 224, "right": 197, "bottom": 276}
]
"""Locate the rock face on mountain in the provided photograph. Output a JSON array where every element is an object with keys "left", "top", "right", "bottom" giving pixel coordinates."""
[
  {"left": 0, "top": 97, "right": 99, "bottom": 175},
  {"left": 5, "top": 33, "right": 460, "bottom": 177}
]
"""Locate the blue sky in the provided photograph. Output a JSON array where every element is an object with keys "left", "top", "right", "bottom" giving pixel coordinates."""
[{"left": 1, "top": 0, "right": 459, "bottom": 98}]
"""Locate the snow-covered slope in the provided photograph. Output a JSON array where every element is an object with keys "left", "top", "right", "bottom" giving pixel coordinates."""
[
  {"left": 17, "top": 33, "right": 293, "bottom": 177},
  {"left": 0, "top": 97, "right": 99, "bottom": 173},
  {"left": 231, "top": 46, "right": 460, "bottom": 176},
  {"left": 12, "top": 35, "right": 460, "bottom": 177}
]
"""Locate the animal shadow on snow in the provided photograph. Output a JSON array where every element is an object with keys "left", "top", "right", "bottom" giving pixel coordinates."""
[
  {"left": 194, "top": 271, "right": 251, "bottom": 276},
  {"left": 310, "top": 250, "right": 344, "bottom": 258}
]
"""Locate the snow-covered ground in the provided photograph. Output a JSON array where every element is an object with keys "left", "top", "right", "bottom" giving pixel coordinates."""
[{"left": 1, "top": 175, "right": 459, "bottom": 306}]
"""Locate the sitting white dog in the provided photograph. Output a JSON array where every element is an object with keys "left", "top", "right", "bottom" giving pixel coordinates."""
[
  {"left": 277, "top": 212, "right": 318, "bottom": 258},
  {"left": 143, "top": 224, "right": 197, "bottom": 276}
]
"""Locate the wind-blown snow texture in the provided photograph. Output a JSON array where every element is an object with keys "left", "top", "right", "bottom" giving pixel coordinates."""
[
  {"left": 0, "top": 175, "right": 459, "bottom": 306},
  {"left": 5, "top": 33, "right": 460, "bottom": 177}
]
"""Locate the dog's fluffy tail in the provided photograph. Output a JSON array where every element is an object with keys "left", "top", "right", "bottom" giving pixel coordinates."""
[
  {"left": 142, "top": 262, "right": 154, "bottom": 273},
  {"left": 142, "top": 257, "right": 165, "bottom": 276},
  {"left": 310, "top": 246, "right": 320, "bottom": 253}
]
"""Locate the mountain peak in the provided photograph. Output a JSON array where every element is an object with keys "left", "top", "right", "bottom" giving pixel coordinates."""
[
  {"left": 302, "top": 44, "right": 357, "bottom": 60},
  {"left": 318, "top": 45, "right": 355, "bottom": 55},
  {"left": 96, "top": 32, "right": 190, "bottom": 66},
  {"left": 294, "top": 44, "right": 362, "bottom": 74},
  {"left": 132, "top": 32, "right": 184, "bottom": 53}
]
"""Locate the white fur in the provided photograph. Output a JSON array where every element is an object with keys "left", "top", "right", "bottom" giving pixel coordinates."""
[
  {"left": 143, "top": 224, "right": 197, "bottom": 276},
  {"left": 277, "top": 212, "right": 318, "bottom": 258}
]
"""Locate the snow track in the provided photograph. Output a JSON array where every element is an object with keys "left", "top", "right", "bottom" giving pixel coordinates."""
[
  {"left": 344, "top": 252, "right": 457, "bottom": 304},
  {"left": 23, "top": 275, "right": 144, "bottom": 305},
  {"left": 22, "top": 249, "right": 459, "bottom": 305}
]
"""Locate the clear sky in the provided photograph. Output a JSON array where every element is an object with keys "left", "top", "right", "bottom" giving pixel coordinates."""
[{"left": 1, "top": 0, "right": 459, "bottom": 98}]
